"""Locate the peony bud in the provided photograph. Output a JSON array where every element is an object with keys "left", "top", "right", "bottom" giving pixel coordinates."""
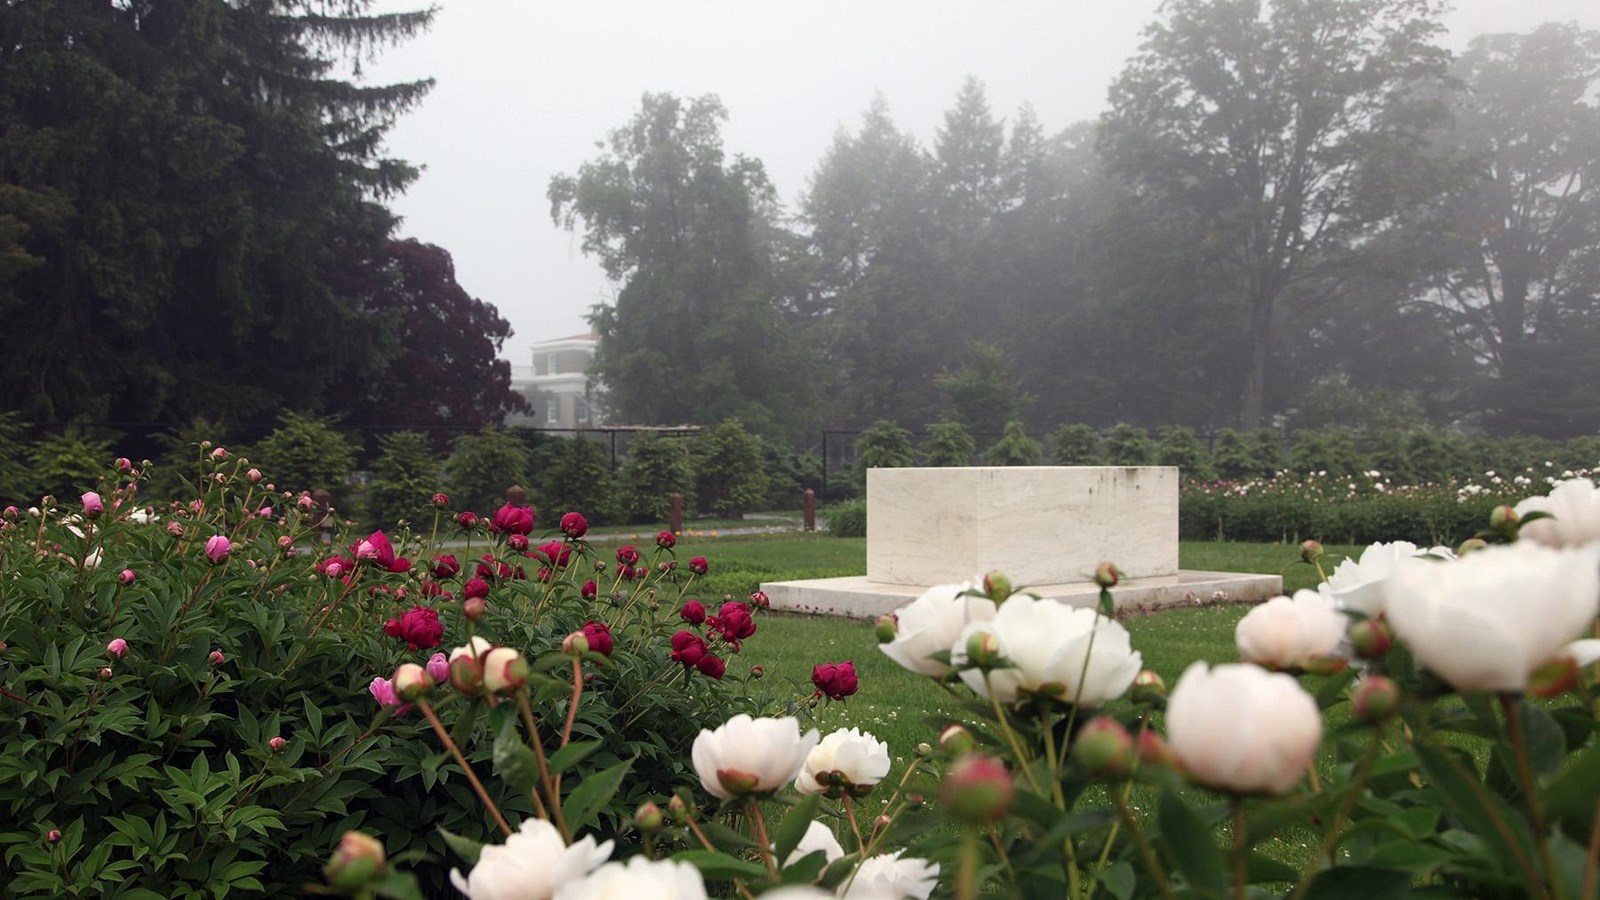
[
  {"left": 560, "top": 511, "right": 588, "bottom": 538},
  {"left": 983, "top": 571, "right": 1013, "bottom": 602},
  {"left": 941, "top": 754, "right": 1014, "bottom": 825},
  {"left": 1352, "top": 676, "right": 1401, "bottom": 723},
  {"left": 563, "top": 632, "right": 590, "bottom": 656},
  {"left": 1348, "top": 618, "right": 1392, "bottom": 659},
  {"left": 325, "top": 831, "right": 386, "bottom": 891},
  {"left": 392, "top": 663, "right": 431, "bottom": 701},
  {"left": 634, "top": 801, "right": 665, "bottom": 832},
  {"left": 1137, "top": 730, "right": 1179, "bottom": 769},
  {"left": 204, "top": 535, "right": 231, "bottom": 565},
  {"left": 1300, "top": 540, "right": 1323, "bottom": 564},
  {"left": 506, "top": 534, "right": 529, "bottom": 552},
  {"left": 1490, "top": 504, "right": 1520, "bottom": 531},
  {"left": 656, "top": 529, "right": 676, "bottom": 549},
  {"left": 47, "top": 829, "right": 60, "bottom": 843},
  {"left": 247, "top": 468, "right": 263, "bottom": 483},
  {"left": 431, "top": 492, "right": 450, "bottom": 508},
  {"left": 679, "top": 600, "right": 706, "bottom": 625},
  {"left": 1131, "top": 669, "right": 1167, "bottom": 702},
  {"left": 449, "top": 654, "right": 484, "bottom": 695},
  {"left": 426, "top": 652, "right": 449, "bottom": 684},
  {"left": 667, "top": 794, "right": 692, "bottom": 823},
  {"left": 482, "top": 647, "right": 529, "bottom": 694},
  {"left": 939, "top": 723, "right": 976, "bottom": 756},
  {"left": 462, "top": 597, "right": 487, "bottom": 621},
  {"left": 210, "top": 447, "right": 227, "bottom": 460},
  {"left": 209, "top": 650, "right": 225, "bottom": 667},
  {"left": 688, "top": 555, "right": 709, "bottom": 575},
  {"left": 106, "top": 638, "right": 128, "bottom": 659},
  {"left": 749, "top": 665, "right": 764, "bottom": 679},
  {"left": 963, "top": 630, "right": 1002, "bottom": 668},
  {"left": 269, "top": 736, "right": 287, "bottom": 753},
  {"left": 1072, "top": 717, "right": 1135, "bottom": 778},
  {"left": 115, "top": 457, "right": 132, "bottom": 473},
  {"left": 1303, "top": 654, "right": 1350, "bottom": 677},
  {"left": 81, "top": 491, "right": 103, "bottom": 517},
  {"left": 748, "top": 590, "right": 770, "bottom": 609},
  {"left": 1094, "top": 561, "right": 1121, "bottom": 589},
  {"left": 874, "top": 614, "right": 898, "bottom": 644},
  {"left": 98, "top": 666, "right": 113, "bottom": 680},
  {"left": 1457, "top": 537, "right": 1489, "bottom": 556}
]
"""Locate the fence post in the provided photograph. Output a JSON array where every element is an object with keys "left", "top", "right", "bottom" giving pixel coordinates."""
[
  {"left": 803, "top": 489, "right": 815, "bottom": 532},
  {"left": 669, "top": 492, "right": 683, "bottom": 535}
]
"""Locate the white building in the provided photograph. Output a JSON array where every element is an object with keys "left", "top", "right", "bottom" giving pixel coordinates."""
[{"left": 510, "top": 332, "right": 603, "bottom": 429}]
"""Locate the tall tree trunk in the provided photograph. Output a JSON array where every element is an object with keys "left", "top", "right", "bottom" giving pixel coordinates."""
[{"left": 1240, "top": 288, "right": 1274, "bottom": 432}]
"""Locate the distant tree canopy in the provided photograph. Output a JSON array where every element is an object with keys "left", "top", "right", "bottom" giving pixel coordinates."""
[{"left": 0, "top": 2, "right": 518, "bottom": 436}]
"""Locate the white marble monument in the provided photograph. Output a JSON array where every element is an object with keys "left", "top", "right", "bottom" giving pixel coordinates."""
[{"left": 762, "top": 466, "right": 1281, "bottom": 618}]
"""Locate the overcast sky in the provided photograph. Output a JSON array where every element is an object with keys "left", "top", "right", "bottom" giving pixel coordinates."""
[{"left": 363, "top": 1, "right": 1600, "bottom": 364}]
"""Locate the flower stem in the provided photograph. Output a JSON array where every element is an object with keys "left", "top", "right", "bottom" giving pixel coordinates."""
[
  {"left": 514, "top": 692, "right": 556, "bottom": 828},
  {"left": 981, "top": 671, "right": 1042, "bottom": 794},
  {"left": 748, "top": 799, "right": 779, "bottom": 878},
  {"left": 1112, "top": 790, "right": 1176, "bottom": 900},
  {"left": 417, "top": 699, "right": 513, "bottom": 837},
  {"left": 956, "top": 827, "right": 980, "bottom": 900},
  {"left": 1288, "top": 734, "right": 1382, "bottom": 900},
  {"left": 1231, "top": 798, "right": 1247, "bottom": 900},
  {"left": 1502, "top": 693, "right": 1564, "bottom": 900}
]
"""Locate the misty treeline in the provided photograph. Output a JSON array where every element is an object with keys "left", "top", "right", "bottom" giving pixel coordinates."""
[
  {"left": 0, "top": 2, "right": 528, "bottom": 437},
  {"left": 553, "top": 0, "right": 1600, "bottom": 444}
]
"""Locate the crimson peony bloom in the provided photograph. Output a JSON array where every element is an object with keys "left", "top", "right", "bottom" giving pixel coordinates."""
[
  {"left": 352, "top": 531, "right": 411, "bottom": 574},
  {"left": 492, "top": 503, "right": 535, "bottom": 536},
  {"left": 712, "top": 602, "right": 756, "bottom": 642},
  {"left": 456, "top": 511, "right": 480, "bottom": 530},
  {"left": 581, "top": 579, "right": 598, "bottom": 601},
  {"left": 463, "top": 577, "right": 491, "bottom": 600},
  {"left": 656, "top": 530, "right": 676, "bottom": 549},
  {"left": 385, "top": 607, "right": 445, "bottom": 651},
  {"left": 697, "top": 654, "right": 727, "bottom": 680},
  {"left": 689, "top": 556, "right": 709, "bottom": 575},
  {"left": 671, "top": 630, "right": 708, "bottom": 667},
  {"left": 560, "top": 511, "right": 589, "bottom": 539},
  {"left": 811, "top": 661, "right": 859, "bottom": 701},
  {"left": 431, "top": 554, "right": 461, "bottom": 579},
  {"left": 748, "top": 590, "right": 769, "bottom": 609},
  {"left": 506, "top": 534, "right": 530, "bottom": 552},
  {"left": 582, "top": 621, "right": 614, "bottom": 657},
  {"left": 616, "top": 545, "right": 641, "bottom": 566},
  {"left": 679, "top": 600, "right": 707, "bottom": 625},
  {"left": 538, "top": 540, "right": 572, "bottom": 567}
]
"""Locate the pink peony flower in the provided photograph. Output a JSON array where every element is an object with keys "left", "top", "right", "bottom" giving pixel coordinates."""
[
  {"left": 106, "top": 638, "right": 128, "bottom": 659},
  {"left": 204, "top": 535, "right": 231, "bottom": 564},
  {"left": 350, "top": 531, "right": 410, "bottom": 574},
  {"left": 81, "top": 492, "right": 103, "bottom": 517},
  {"left": 427, "top": 652, "right": 450, "bottom": 683},
  {"left": 119, "top": 568, "right": 136, "bottom": 586}
]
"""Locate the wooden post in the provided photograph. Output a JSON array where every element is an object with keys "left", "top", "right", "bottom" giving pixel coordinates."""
[
  {"left": 669, "top": 492, "right": 683, "bottom": 535},
  {"left": 505, "top": 485, "right": 527, "bottom": 506},
  {"left": 803, "top": 489, "right": 815, "bottom": 532}
]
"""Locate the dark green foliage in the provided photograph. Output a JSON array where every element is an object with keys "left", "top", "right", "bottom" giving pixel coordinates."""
[
  {"left": 1155, "top": 426, "right": 1214, "bottom": 480},
  {"left": 826, "top": 500, "right": 868, "bottom": 538},
  {"left": 760, "top": 440, "right": 822, "bottom": 510},
  {"left": 853, "top": 420, "right": 916, "bottom": 489},
  {"left": 921, "top": 420, "right": 976, "bottom": 467},
  {"left": 25, "top": 426, "right": 117, "bottom": 502},
  {"left": 144, "top": 418, "right": 232, "bottom": 502},
  {"left": 983, "top": 421, "right": 1042, "bottom": 466},
  {"left": 250, "top": 412, "right": 358, "bottom": 496},
  {"left": 617, "top": 432, "right": 694, "bottom": 524},
  {"left": 445, "top": 428, "right": 532, "bottom": 515},
  {"left": 1209, "top": 428, "right": 1275, "bottom": 480},
  {"left": 935, "top": 341, "right": 1031, "bottom": 436},
  {"left": 1288, "top": 428, "right": 1368, "bottom": 478},
  {"left": 692, "top": 421, "right": 768, "bottom": 517},
  {"left": 0, "top": 412, "right": 34, "bottom": 504},
  {"left": 1049, "top": 424, "right": 1102, "bottom": 466},
  {"left": 366, "top": 431, "right": 441, "bottom": 530},
  {"left": 1103, "top": 423, "right": 1155, "bottom": 466},
  {"left": 536, "top": 437, "right": 619, "bottom": 525}
]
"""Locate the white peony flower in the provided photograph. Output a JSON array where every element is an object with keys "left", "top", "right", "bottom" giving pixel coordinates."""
[
  {"left": 553, "top": 856, "right": 706, "bottom": 900},
  {"left": 692, "top": 714, "right": 820, "bottom": 800},
  {"left": 795, "top": 728, "right": 891, "bottom": 797},
  {"left": 757, "top": 889, "right": 834, "bottom": 900},
  {"left": 840, "top": 851, "right": 940, "bottom": 899},
  {"left": 450, "top": 636, "right": 493, "bottom": 662},
  {"left": 1319, "top": 541, "right": 1453, "bottom": 617},
  {"left": 1382, "top": 542, "right": 1600, "bottom": 692},
  {"left": 879, "top": 582, "right": 995, "bottom": 677},
  {"left": 1515, "top": 478, "right": 1600, "bottom": 547},
  {"left": 953, "top": 595, "right": 1141, "bottom": 706},
  {"left": 449, "top": 819, "right": 613, "bottom": 900},
  {"left": 1166, "top": 662, "right": 1322, "bottom": 795},
  {"left": 782, "top": 820, "right": 844, "bottom": 868},
  {"left": 1234, "top": 590, "right": 1347, "bottom": 670}
]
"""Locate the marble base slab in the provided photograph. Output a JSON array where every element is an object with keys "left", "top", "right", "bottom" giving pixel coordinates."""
[
  {"left": 866, "top": 467, "right": 1178, "bottom": 587},
  {"left": 760, "top": 570, "right": 1284, "bottom": 620}
]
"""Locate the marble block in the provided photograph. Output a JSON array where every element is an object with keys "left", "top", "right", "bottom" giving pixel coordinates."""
[{"left": 866, "top": 466, "right": 1177, "bottom": 587}]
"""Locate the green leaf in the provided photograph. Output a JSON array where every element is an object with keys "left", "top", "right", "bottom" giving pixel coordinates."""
[
  {"left": 1541, "top": 738, "right": 1600, "bottom": 837},
  {"left": 561, "top": 757, "right": 632, "bottom": 832},
  {"left": 545, "top": 740, "right": 601, "bottom": 776},
  {"left": 1093, "top": 860, "right": 1134, "bottom": 900},
  {"left": 1414, "top": 743, "right": 1534, "bottom": 878},
  {"left": 1245, "top": 851, "right": 1297, "bottom": 884},
  {"left": 1516, "top": 701, "right": 1565, "bottom": 778},
  {"left": 492, "top": 712, "right": 540, "bottom": 794},
  {"left": 1155, "top": 788, "right": 1227, "bottom": 895},
  {"left": 770, "top": 794, "right": 821, "bottom": 865},
  {"left": 1300, "top": 865, "right": 1412, "bottom": 899},
  {"left": 437, "top": 825, "right": 484, "bottom": 865},
  {"left": 670, "top": 849, "right": 771, "bottom": 881}
]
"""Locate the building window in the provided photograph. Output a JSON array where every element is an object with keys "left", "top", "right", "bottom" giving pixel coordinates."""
[
  {"left": 546, "top": 398, "right": 560, "bottom": 425},
  {"left": 575, "top": 396, "right": 590, "bottom": 425},
  {"left": 546, "top": 352, "right": 562, "bottom": 375}
]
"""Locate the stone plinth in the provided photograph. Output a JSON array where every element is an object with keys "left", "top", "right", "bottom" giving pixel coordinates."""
[{"left": 867, "top": 466, "right": 1177, "bottom": 587}]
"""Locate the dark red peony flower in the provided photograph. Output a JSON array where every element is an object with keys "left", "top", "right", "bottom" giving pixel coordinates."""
[
  {"left": 616, "top": 544, "right": 641, "bottom": 566},
  {"left": 696, "top": 654, "right": 726, "bottom": 680},
  {"left": 688, "top": 556, "right": 709, "bottom": 575},
  {"left": 463, "top": 577, "right": 491, "bottom": 600},
  {"left": 421, "top": 579, "right": 453, "bottom": 600},
  {"left": 384, "top": 607, "right": 445, "bottom": 651},
  {"left": 656, "top": 530, "right": 676, "bottom": 549},
  {"left": 748, "top": 590, "right": 770, "bottom": 609},
  {"left": 811, "top": 661, "right": 859, "bottom": 701},
  {"left": 582, "top": 620, "right": 614, "bottom": 657},
  {"left": 431, "top": 554, "right": 461, "bottom": 579},
  {"left": 670, "top": 630, "right": 708, "bottom": 667},
  {"left": 316, "top": 555, "right": 355, "bottom": 579},
  {"left": 679, "top": 600, "right": 706, "bottom": 625},
  {"left": 537, "top": 540, "right": 572, "bottom": 567},
  {"left": 491, "top": 502, "right": 535, "bottom": 536},
  {"left": 456, "top": 511, "right": 480, "bottom": 530},
  {"left": 352, "top": 531, "right": 410, "bottom": 573},
  {"left": 713, "top": 602, "right": 756, "bottom": 642},
  {"left": 581, "top": 579, "right": 598, "bottom": 600},
  {"left": 506, "top": 533, "right": 530, "bottom": 552},
  {"left": 560, "top": 511, "right": 589, "bottom": 539}
]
